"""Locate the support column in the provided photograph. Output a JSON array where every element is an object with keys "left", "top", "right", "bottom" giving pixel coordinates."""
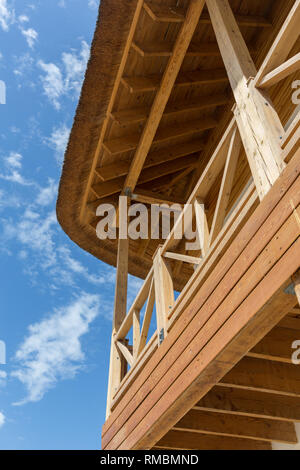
[
  {"left": 292, "top": 269, "right": 300, "bottom": 306},
  {"left": 106, "top": 196, "right": 129, "bottom": 416},
  {"left": 206, "top": 0, "right": 285, "bottom": 200}
]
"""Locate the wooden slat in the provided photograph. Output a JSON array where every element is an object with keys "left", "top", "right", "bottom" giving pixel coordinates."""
[
  {"left": 194, "top": 198, "right": 210, "bottom": 256},
  {"left": 293, "top": 269, "right": 300, "bottom": 306},
  {"left": 111, "top": 94, "right": 229, "bottom": 125},
  {"left": 282, "top": 109, "right": 300, "bottom": 149},
  {"left": 194, "top": 386, "right": 300, "bottom": 422},
  {"left": 164, "top": 252, "right": 202, "bottom": 265},
  {"left": 102, "top": 154, "right": 300, "bottom": 449},
  {"left": 103, "top": 117, "right": 216, "bottom": 155},
  {"left": 255, "top": 0, "right": 300, "bottom": 86},
  {"left": 155, "top": 430, "right": 271, "bottom": 450},
  {"left": 131, "top": 189, "right": 184, "bottom": 207},
  {"left": 137, "top": 279, "right": 155, "bottom": 356},
  {"left": 209, "top": 127, "right": 241, "bottom": 244},
  {"left": 221, "top": 356, "right": 300, "bottom": 397},
  {"left": 259, "top": 52, "right": 300, "bottom": 89},
  {"left": 132, "top": 310, "right": 140, "bottom": 360},
  {"left": 174, "top": 409, "right": 297, "bottom": 443},
  {"left": 123, "top": 0, "right": 206, "bottom": 194},
  {"left": 93, "top": 154, "right": 198, "bottom": 199},
  {"left": 121, "top": 68, "right": 228, "bottom": 93},
  {"left": 132, "top": 41, "right": 221, "bottom": 58},
  {"left": 96, "top": 139, "right": 204, "bottom": 182},
  {"left": 199, "top": 11, "right": 272, "bottom": 28}
]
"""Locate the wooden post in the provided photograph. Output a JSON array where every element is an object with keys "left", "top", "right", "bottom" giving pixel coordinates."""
[
  {"left": 106, "top": 196, "right": 129, "bottom": 416},
  {"left": 153, "top": 247, "right": 175, "bottom": 345},
  {"left": 206, "top": 0, "right": 286, "bottom": 201},
  {"left": 292, "top": 269, "right": 300, "bottom": 306},
  {"left": 194, "top": 198, "right": 210, "bottom": 256}
]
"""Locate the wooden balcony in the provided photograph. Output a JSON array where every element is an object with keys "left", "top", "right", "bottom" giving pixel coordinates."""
[{"left": 56, "top": 0, "right": 300, "bottom": 450}]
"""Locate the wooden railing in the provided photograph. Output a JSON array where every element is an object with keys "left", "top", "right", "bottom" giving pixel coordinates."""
[{"left": 106, "top": 0, "right": 300, "bottom": 415}]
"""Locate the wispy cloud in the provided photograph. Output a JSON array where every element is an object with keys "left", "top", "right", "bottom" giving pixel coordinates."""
[
  {"left": 0, "top": 152, "right": 33, "bottom": 186},
  {"left": 36, "top": 179, "right": 58, "bottom": 206},
  {"left": 0, "top": 370, "right": 7, "bottom": 387},
  {"left": 46, "top": 124, "right": 70, "bottom": 164},
  {"left": 88, "top": 0, "right": 98, "bottom": 9},
  {"left": 0, "top": 0, "right": 14, "bottom": 31},
  {"left": 12, "top": 293, "right": 100, "bottom": 405},
  {"left": 0, "top": 411, "right": 5, "bottom": 428},
  {"left": 21, "top": 27, "right": 38, "bottom": 48},
  {"left": 38, "top": 41, "right": 89, "bottom": 109}
]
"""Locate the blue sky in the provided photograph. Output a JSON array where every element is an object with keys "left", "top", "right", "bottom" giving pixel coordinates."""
[{"left": 0, "top": 0, "right": 142, "bottom": 450}]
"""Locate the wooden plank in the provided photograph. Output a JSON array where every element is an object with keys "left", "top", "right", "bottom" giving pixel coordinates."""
[
  {"left": 102, "top": 152, "right": 300, "bottom": 443},
  {"left": 143, "top": 2, "right": 185, "bottom": 23},
  {"left": 93, "top": 155, "right": 198, "bottom": 200},
  {"left": 96, "top": 139, "right": 204, "bottom": 182},
  {"left": 282, "top": 110, "right": 300, "bottom": 149},
  {"left": 209, "top": 127, "right": 241, "bottom": 244},
  {"left": 206, "top": 0, "right": 285, "bottom": 200},
  {"left": 153, "top": 247, "right": 175, "bottom": 342},
  {"left": 132, "top": 310, "right": 140, "bottom": 361},
  {"left": 137, "top": 279, "right": 155, "bottom": 356},
  {"left": 174, "top": 409, "right": 297, "bottom": 443},
  {"left": 221, "top": 356, "right": 300, "bottom": 397},
  {"left": 122, "top": 68, "right": 228, "bottom": 93},
  {"left": 114, "top": 215, "right": 300, "bottom": 450},
  {"left": 113, "top": 205, "right": 129, "bottom": 331},
  {"left": 111, "top": 93, "right": 229, "bottom": 125},
  {"left": 195, "top": 386, "right": 300, "bottom": 422},
  {"left": 102, "top": 117, "right": 216, "bottom": 156},
  {"left": 116, "top": 341, "right": 134, "bottom": 368},
  {"left": 154, "top": 430, "right": 271, "bottom": 450},
  {"left": 259, "top": 53, "right": 300, "bottom": 89},
  {"left": 255, "top": 0, "right": 300, "bottom": 86},
  {"left": 194, "top": 198, "right": 210, "bottom": 256},
  {"left": 164, "top": 252, "right": 202, "bottom": 265},
  {"left": 79, "top": 0, "right": 144, "bottom": 222},
  {"left": 124, "top": 0, "right": 206, "bottom": 194}
]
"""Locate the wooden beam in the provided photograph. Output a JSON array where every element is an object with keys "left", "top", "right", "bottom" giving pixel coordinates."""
[
  {"left": 116, "top": 341, "right": 134, "bottom": 368},
  {"left": 164, "top": 252, "right": 202, "bottom": 265},
  {"left": 132, "top": 41, "right": 221, "bottom": 58},
  {"left": 255, "top": 0, "right": 300, "bottom": 86},
  {"left": 258, "top": 52, "right": 300, "bottom": 89},
  {"left": 221, "top": 356, "right": 300, "bottom": 397},
  {"left": 93, "top": 154, "right": 198, "bottom": 199},
  {"left": 103, "top": 117, "right": 216, "bottom": 156},
  {"left": 111, "top": 93, "right": 229, "bottom": 125},
  {"left": 132, "top": 310, "right": 140, "bottom": 361},
  {"left": 96, "top": 139, "right": 204, "bottom": 182},
  {"left": 209, "top": 127, "right": 241, "bottom": 244},
  {"left": 194, "top": 198, "right": 210, "bottom": 256},
  {"left": 206, "top": 0, "right": 285, "bottom": 200},
  {"left": 131, "top": 190, "right": 183, "bottom": 208},
  {"left": 155, "top": 430, "right": 271, "bottom": 450},
  {"left": 121, "top": 68, "right": 228, "bottom": 93},
  {"left": 143, "top": 2, "right": 185, "bottom": 23},
  {"left": 200, "top": 12, "right": 272, "bottom": 28},
  {"left": 248, "top": 326, "right": 300, "bottom": 363},
  {"left": 173, "top": 408, "right": 297, "bottom": 443},
  {"left": 137, "top": 279, "right": 155, "bottom": 356},
  {"left": 194, "top": 386, "right": 300, "bottom": 422},
  {"left": 153, "top": 247, "right": 175, "bottom": 343},
  {"left": 123, "top": 0, "right": 206, "bottom": 193}
]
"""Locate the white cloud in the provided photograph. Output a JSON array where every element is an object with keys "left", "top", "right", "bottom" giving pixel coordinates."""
[
  {"left": 36, "top": 179, "right": 58, "bottom": 206},
  {"left": 38, "top": 41, "right": 89, "bottom": 109},
  {"left": 88, "top": 0, "right": 98, "bottom": 9},
  {"left": 38, "top": 61, "right": 64, "bottom": 110},
  {"left": 0, "top": 370, "right": 7, "bottom": 387},
  {"left": 46, "top": 124, "right": 70, "bottom": 164},
  {"left": 12, "top": 293, "right": 100, "bottom": 404},
  {"left": 0, "top": 152, "right": 32, "bottom": 186},
  {"left": 21, "top": 27, "right": 38, "bottom": 48},
  {"left": 0, "top": 411, "right": 5, "bottom": 428},
  {"left": 0, "top": 0, "right": 14, "bottom": 31},
  {"left": 18, "top": 14, "right": 29, "bottom": 23}
]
